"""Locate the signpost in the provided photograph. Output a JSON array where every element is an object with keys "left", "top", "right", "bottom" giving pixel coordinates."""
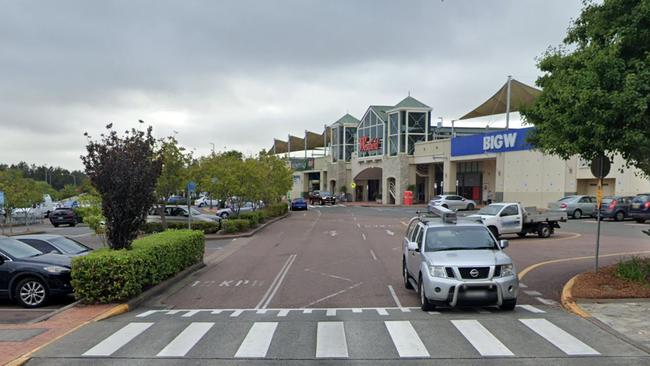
[
  {"left": 590, "top": 154, "right": 611, "bottom": 272},
  {"left": 0, "top": 191, "right": 4, "bottom": 207},
  {"left": 187, "top": 181, "right": 197, "bottom": 230}
]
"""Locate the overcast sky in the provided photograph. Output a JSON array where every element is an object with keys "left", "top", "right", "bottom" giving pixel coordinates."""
[{"left": 0, "top": 0, "right": 583, "bottom": 170}]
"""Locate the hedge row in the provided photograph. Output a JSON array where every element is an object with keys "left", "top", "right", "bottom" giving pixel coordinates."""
[
  {"left": 220, "top": 203, "right": 289, "bottom": 234},
  {"left": 71, "top": 230, "right": 204, "bottom": 303},
  {"left": 141, "top": 221, "right": 220, "bottom": 234}
]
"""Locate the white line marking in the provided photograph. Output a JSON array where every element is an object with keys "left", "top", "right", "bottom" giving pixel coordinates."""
[
  {"left": 536, "top": 297, "right": 559, "bottom": 306},
  {"left": 386, "top": 230, "right": 394, "bottom": 236},
  {"left": 304, "top": 282, "right": 363, "bottom": 307},
  {"left": 520, "top": 319, "right": 599, "bottom": 355},
  {"left": 362, "top": 233, "right": 367, "bottom": 241},
  {"left": 326, "top": 309, "right": 336, "bottom": 316},
  {"left": 83, "top": 323, "right": 153, "bottom": 356},
  {"left": 316, "top": 322, "right": 348, "bottom": 358},
  {"left": 517, "top": 305, "right": 546, "bottom": 313},
  {"left": 136, "top": 310, "right": 158, "bottom": 318},
  {"left": 385, "top": 321, "right": 430, "bottom": 358},
  {"left": 475, "top": 308, "right": 491, "bottom": 314},
  {"left": 356, "top": 223, "right": 361, "bottom": 228},
  {"left": 210, "top": 310, "right": 223, "bottom": 315},
  {"left": 524, "top": 290, "right": 543, "bottom": 296},
  {"left": 256, "top": 309, "right": 267, "bottom": 314},
  {"left": 190, "top": 281, "right": 200, "bottom": 287},
  {"left": 303, "top": 309, "right": 313, "bottom": 314},
  {"left": 377, "top": 308, "right": 388, "bottom": 316},
  {"left": 157, "top": 322, "right": 213, "bottom": 357},
  {"left": 370, "top": 249, "right": 378, "bottom": 261},
  {"left": 182, "top": 310, "right": 201, "bottom": 318},
  {"left": 230, "top": 310, "right": 244, "bottom": 317},
  {"left": 400, "top": 308, "right": 411, "bottom": 313},
  {"left": 388, "top": 285, "right": 403, "bottom": 308},
  {"left": 234, "top": 322, "right": 278, "bottom": 358},
  {"left": 519, "top": 283, "right": 528, "bottom": 288},
  {"left": 427, "top": 311, "right": 440, "bottom": 315},
  {"left": 352, "top": 308, "right": 362, "bottom": 313},
  {"left": 277, "top": 309, "right": 290, "bottom": 317},
  {"left": 451, "top": 320, "right": 514, "bottom": 356},
  {"left": 256, "top": 254, "right": 297, "bottom": 309},
  {"left": 166, "top": 310, "right": 182, "bottom": 315}
]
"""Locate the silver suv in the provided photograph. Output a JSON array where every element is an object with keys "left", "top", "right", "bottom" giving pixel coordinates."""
[{"left": 402, "top": 209, "right": 518, "bottom": 311}]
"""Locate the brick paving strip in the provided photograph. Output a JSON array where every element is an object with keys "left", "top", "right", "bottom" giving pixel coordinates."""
[{"left": 0, "top": 303, "right": 116, "bottom": 365}]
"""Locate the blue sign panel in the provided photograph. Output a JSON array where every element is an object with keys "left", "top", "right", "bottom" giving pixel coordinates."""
[
  {"left": 187, "top": 181, "right": 197, "bottom": 193},
  {"left": 0, "top": 191, "right": 4, "bottom": 206},
  {"left": 451, "top": 127, "right": 534, "bottom": 156}
]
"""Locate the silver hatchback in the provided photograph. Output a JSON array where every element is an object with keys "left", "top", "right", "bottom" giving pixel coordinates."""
[
  {"left": 428, "top": 195, "right": 477, "bottom": 212},
  {"left": 548, "top": 195, "right": 597, "bottom": 219}
]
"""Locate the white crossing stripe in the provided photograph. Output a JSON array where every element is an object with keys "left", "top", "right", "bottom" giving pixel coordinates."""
[
  {"left": 520, "top": 319, "right": 599, "bottom": 355},
  {"left": 157, "top": 322, "right": 214, "bottom": 357},
  {"left": 316, "top": 322, "right": 348, "bottom": 358},
  {"left": 352, "top": 309, "right": 362, "bottom": 313},
  {"left": 277, "top": 309, "right": 290, "bottom": 317},
  {"left": 376, "top": 308, "right": 388, "bottom": 316},
  {"left": 326, "top": 309, "right": 336, "bottom": 316},
  {"left": 303, "top": 309, "right": 313, "bottom": 314},
  {"left": 524, "top": 290, "right": 543, "bottom": 296},
  {"left": 182, "top": 310, "right": 201, "bottom": 318},
  {"left": 210, "top": 310, "right": 223, "bottom": 315},
  {"left": 230, "top": 310, "right": 244, "bottom": 317},
  {"left": 136, "top": 310, "right": 158, "bottom": 318},
  {"left": 384, "top": 321, "right": 430, "bottom": 358},
  {"left": 256, "top": 309, "right": 267, "bottom": 314},
  {"left": 451, "top": 320, "right": 514, "bottom": 356},
  {"left": 517, "top": 305, "right": 546, "bottom": 313},
  {"left": 167, "top": 310, "right": 182, "bottom": 315},
  {"left": 234, "top": 322, "right": 278, "bottom": 358},
  {"left": 83, "top": 323, "right": 153, "bottom": 356}
]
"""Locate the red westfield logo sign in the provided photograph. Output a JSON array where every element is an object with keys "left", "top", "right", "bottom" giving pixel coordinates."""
[{"left": 359, "top": 136, "right": 381, "bottom": 152}]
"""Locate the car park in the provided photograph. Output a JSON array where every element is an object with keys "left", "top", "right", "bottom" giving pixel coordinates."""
[
  {"left": 629, "top": 194, "right": 650, "bottom": 223},
  {"left": 428, "top": 195, "right": 476, "bottom": 211},
  {"left": 216, "top": 202, "right": 256, "bottom": 218},
  {"left": 13, "top": 235, "right": 92, "bottom": 256},
  {"left": 469, "top": 203, "right": 567, "bottom": 239},
  {"left": 147, "top": 206, "right": 221, "bottom": 224},
  {"left": 49, "top": 207, "right": 79, "bottom": 227},
  {"left": 599, "top": 196, "right": 634, "bottom": 221},
  {"left": 0, "top": 237, "right": 73, "bottom": 308},
  {"left": 290, "top": 198, "right": 308, "bottom": 211},
  {"left": 194, "top": 196, "right": 219, "bottom": 208},
  {"left": 548, "top": 195, "right": 597, "bottom": 219},
  {"left": 402, "top": 207, "right": 518, "bottom": 311}
]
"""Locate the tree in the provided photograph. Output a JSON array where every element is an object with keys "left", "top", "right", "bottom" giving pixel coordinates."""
[
  {"left": 521, "top": 0, "right": 650, "bottom": 175},
  {"left": 58, "top": 184, "right": 78, "bottom": 200},
  {"left": 156, "top": 137, "right": 191, "bottom": 229},
  {"left": 81, "top": 124, "right": 162, "bottom": 250},
  {"left": 0, "top": 170, "right": 43, "bottom": 233}
]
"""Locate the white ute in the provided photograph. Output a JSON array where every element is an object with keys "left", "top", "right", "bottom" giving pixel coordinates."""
[{"left": 468, "top": 203, "right": 567, "bottom": 239}]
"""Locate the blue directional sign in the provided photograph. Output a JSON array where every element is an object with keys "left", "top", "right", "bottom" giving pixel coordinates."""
[
  {"left": 0, "top": 191, "right": 4, "bottom": 206},
  {"left": 187, "top": 181, "right": 197, "bottom": 193}
]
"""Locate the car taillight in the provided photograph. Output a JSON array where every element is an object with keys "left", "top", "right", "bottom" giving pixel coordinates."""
[
  {"left": 608, "top": 200, "right": 617, "bottom": 210},
  {"left": 560, "top": 203, "right": 567, "bottom": 208},
  {"left": 645, "top": 202, "right": 650, "bottom": 209}
]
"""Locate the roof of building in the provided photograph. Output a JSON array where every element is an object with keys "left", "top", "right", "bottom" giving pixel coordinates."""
[
  {"left": 393, "top": 96, "right": 431, "bottom": 110},
  {"left": 368, "top": 105, "right": 393, "bottom": 122},
  {"left": 332, "top": 113, "right": 360, "bottom": 126}
]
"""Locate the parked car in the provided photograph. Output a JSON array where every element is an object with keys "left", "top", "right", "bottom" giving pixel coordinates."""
[
  {"left": 290, "top": 198, "right": 308, "bottom": 211},
  {"left": 194, "top": 196, "right": 219, "bottom": 208},
  {"left": 166, "top": 195, "right": 185, "bottom": 205},
  {"left": 49, "top": 207, "right": 79, "bottom": 227},
  {"left": 318, "top": 191, "right": 336, "bottom": 205},
  {"left": 427, "top": 195, "right": 476, "bottom": 211},
  {"left": 147, "top": 206, "right": 221, "bottom": 224},
  {"left": 629, "top": 194, "right": 650, "bottom": 223},
  {"left": 14, "top": 235, "right": 92, "bottom": 256},
  {"left": 0, "top": 237, "right": 73, "bottom": 307},
  {"left": 216, "top": 202, "right": 256, "bottom": 218},
  {"left": 469, "top": 203, "right": 567, "bottom": 239},
  {"left": 309, "top": 190, "right": 321, "bottom": 205},
  {"left": 548, "top": 195, "right": 596, "bottom": 219},
  {"left": 599, "top": 196, "right": 634, "bottom": 221}
]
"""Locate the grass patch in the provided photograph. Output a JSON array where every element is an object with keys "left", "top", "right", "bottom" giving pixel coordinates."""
[{"left": 615, "top": 257, "right": 650, "bottom": 284}]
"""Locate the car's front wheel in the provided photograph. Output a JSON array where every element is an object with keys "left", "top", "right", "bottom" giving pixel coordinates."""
[
  {"left": 466, "top": 203, "right": 475, "bottom": 211},
  {"left": 500, "top": 299, "right": 516, "bottom": 311},
  {"left": 572, "top": 209, "right": 582, "bottom": 219},
  {"left": 220, "top": 213, "right": 229, "bottom": 219},
  {"left": 614, "top": 211, "right": 624, "bottom": 222},
  {"left": 418, "top": 276, "right": 435, "bottom": 311},
  {"left": 15, "top": 277, "right": 49, "bottom": 308}
]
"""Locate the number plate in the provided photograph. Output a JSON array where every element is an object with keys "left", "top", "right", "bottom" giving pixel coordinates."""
[
  {"left": 463, "top": 290, "right": 488, "bottom": 299},
  {"left": 632, "top": 203, "right": 641, "bottom": 209}
]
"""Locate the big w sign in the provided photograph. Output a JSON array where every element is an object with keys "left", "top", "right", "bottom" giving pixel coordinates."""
[{"left": 451, "top": 128, "right": 533, "bottom": 156}]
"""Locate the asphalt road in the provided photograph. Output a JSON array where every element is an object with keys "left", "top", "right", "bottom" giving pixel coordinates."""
[{"left": 27, "top": 205, "right": 650, "bottom": 365}]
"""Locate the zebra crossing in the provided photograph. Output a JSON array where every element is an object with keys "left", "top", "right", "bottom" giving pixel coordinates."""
[{"left": 60, "top": 308, "right": 634, "bottom": 361}]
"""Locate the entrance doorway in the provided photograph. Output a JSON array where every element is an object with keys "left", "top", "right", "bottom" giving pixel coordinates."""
[
  {"left": 354, "top": 167, "right": 383, "bottom": 202},
  {"left": 457, "top": 161, "right": 483, "bottom": 201}
]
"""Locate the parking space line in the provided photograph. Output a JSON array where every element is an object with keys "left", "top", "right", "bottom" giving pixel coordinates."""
[
  {"left": 370, "top": 249, "right": 377, "bottom": 260},
  {"left": 387, "top": 285, "right": 403, "bottom": 308}
]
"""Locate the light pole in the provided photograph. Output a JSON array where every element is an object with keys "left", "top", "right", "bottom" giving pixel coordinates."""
[
  {"left": 68, "top": 173, "right": 77, "bottom": 186},
  {"left": 210, "top": 142, "right": 215, "bottom": 154}
]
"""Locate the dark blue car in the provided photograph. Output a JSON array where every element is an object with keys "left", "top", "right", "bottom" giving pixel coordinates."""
[
  {"left": 167, "top": 195, "right": 185, "bottom": 205},
  {"left": 290, "top": 198, "right": 308, "bottom": 211},
  {"left": 630, "top": 194, "right": 650, "bottom": 223}
]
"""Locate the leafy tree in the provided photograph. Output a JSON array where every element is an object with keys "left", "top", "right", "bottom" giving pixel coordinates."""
[
  {"left": 0, "top": 170, "right": 43, "bottom": 233},
  {"left": 81, "top": 124, "right": 162, "bottom": 250},
  {"left": 521, "top": 0, "right": 650, "bottom": 175},
  {"left": 156, "top": 137, "right": 191, "bottom": 229},
  {"left": 78, "top": 194, "right": 107, "bottom": 247},
  {"left": 58, "top": 184, "right": 78, "bottom": 200}
]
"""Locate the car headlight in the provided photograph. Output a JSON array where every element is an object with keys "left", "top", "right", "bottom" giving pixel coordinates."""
[
  {"left": 500, "top": 264, "right": 515, "bottom": 277},
  {"left": 429, "top": 265, "right": 447, "bottom": 278},
  {"left": 43, "top": 266, "right": 70, "bottom": 274}
]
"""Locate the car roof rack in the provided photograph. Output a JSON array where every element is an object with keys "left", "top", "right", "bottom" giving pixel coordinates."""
[{"left": 416, "top": 205, "right": 457, "bottom": 224}]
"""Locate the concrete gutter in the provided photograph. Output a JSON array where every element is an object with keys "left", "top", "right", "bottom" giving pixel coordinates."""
[
  {"left": 204, "top": 213, "right": 289, "bottom": 240},
  {"left": 560, "top": 274, "right": 592, "bottom": 318}
]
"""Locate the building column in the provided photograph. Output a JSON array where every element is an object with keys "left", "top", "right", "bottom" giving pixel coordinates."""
[{"left": 443, "top": 160, "right": 457, "bottom": 195}]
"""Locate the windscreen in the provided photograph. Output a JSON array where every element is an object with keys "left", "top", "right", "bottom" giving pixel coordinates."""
[
  {"left": 425, "top": 226, "right": 497, "bottom": 252},
  {"left": 477, "top": 204, "right": 504, "bottom": 216},
  {"left": 0, "top": 238, "right": 43, "bottom": 258},
  {"left": 50, "top": 237, "right": 90, "bottom": 254}
]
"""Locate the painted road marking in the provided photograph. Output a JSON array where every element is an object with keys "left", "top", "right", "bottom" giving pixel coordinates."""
[
  {"left": 519, "top": 283, "right": 528, "bottom": 288},
  {"left": 524, "top": 290, "right": 542, "bottom": 296},
  {"left": 304, "top": 282, "right": 364, "bottom": 307},
  {"left": 536, "top": 298, "right": 559, "bottom": 306},
  {"left": 83, "top": 322, "right": 153, "bottom": 356},
  {"left": 210, "top": 310, "right": 223, "bottom": 315},
  {"left": 277, "top": 309, "right": 290, "bottom": 317},
  {"left": 376, "top": 308, "right": 389, "bottom": 316},
  {"left": 234, "top": 322, "right": 278, "bottom": 358},
  {"left": 520, "top": 319, "right": 599, "bottom": 355},
  {"left": 316, "top": 322, "right": 348, "bottom": 358},
  {"left": 326, "top": 309, "right": 336, "bottom": 317},
  {"left": 451, "top": 320, "right": 513, "bottom": 356},
  {"left": 182, "top": 310, "right": 201, "bottom": 318},
  {"left": 167, "top": 310, "right": 182, "bottom": 315},
  {"left": 303, "top": 309, "right": 313, "bottom": 314},
  {"left": 385, "top": 321, "right": 430, "bottom": 358},
  {"left": 370, "top": 249, "right": 378, "bottom": 260},
  {"left": 387, "top": 285, "right": 403, "bottom": 308},
  {"left": 230, "top": 310, "right": 244, "bottom": 317},
  {"left": 362, "top": 233, "right": 367, "bottom": 240},
  {"left": 136, "top": 310, "right": 158, "bottom": 318},
  {"left": 352, "top": 308, "right": 362, "bottom": 313},
  {"left": 256, "top": 254, "right": 297, "bottom": 309},
  {"left": 386, "top": 230, "right": 394, "bottom": 236},
  {"left": 517, "top": 305, "right": 545, "bottom": 313},
  {"left": 256, "top": 309, "right": 267, "bottom": 314},
  {"left": 157, "top": 322, "right": 214, "bottom": 357}
]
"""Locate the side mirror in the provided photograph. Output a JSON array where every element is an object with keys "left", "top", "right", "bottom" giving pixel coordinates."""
[
  {"left": 407, "top": 241, "right": 419, "bottom": 252},
  {"left": 499, "top": 240, "right": 509, "bottom": 249}
]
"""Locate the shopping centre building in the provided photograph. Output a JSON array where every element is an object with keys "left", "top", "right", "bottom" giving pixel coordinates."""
[{"left": 271, "top": 81, "right": 650, "bottom": 207}]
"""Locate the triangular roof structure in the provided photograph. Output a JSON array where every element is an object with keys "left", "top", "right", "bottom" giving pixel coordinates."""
[
  {"left": 332, "top": 113, "right": 360, "bottom": 126},
  {"left": 459, "top": 79, "right": 541, "bottom": 120},
  {"left": 393, "top": 96, "right": 431, "bottom": 109},
  {"left": 269, "top": 139, "right": 288, "bottom": 154},
  {"left": 368, "top": 105, "right": 393, "bottom": 122}
]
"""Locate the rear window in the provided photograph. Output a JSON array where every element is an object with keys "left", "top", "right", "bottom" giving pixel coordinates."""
[
  {"left": 633, "top": 195, "right": 649, "bottom": 203},
  {"left": 601, "top": 198, "right": 613, "bottom": 205},
  {"left": 50, "top": 237, "right": 90, "bottom": 254},
  {"left": 0, "top": 238, "right": 43, "bottom": 259},
  {"left": 559, "top": 196, "right": 576, "bottom": 202}
]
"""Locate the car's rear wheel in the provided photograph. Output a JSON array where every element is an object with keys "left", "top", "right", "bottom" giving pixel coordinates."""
[
  {"left": 403, "top": 259, "right": 413, "bottom": 290},
  {"left": 52, "top": 223, "right": 59, "bottom": 228},
  {"left": 466, "top": 203, "right": 475, "bottom": 211},
  {"left": 538, "top": 224, "right": 551, "bottom": 238},
  {"left": 500, "top": 299, "right": 516, "bottom": 311},
  {"left": 220, "top": 213, "right": 229, "bottom": 219},
  {"left": 15, "top": 277, "right": 48, "bottom": 308},
  {"left": 572, "top": 209, "right": 582, "bottom": 219},
  {"left": 614, "top": 211, "right": 625, "bottom": 222},
  {"left": 517, "top": 232, "right": 527, "bottom": 238},
  {"left": 418, "top": 276, "right": 435, "bottom": 311}
]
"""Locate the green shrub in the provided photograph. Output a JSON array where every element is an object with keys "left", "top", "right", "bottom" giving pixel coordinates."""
[
  {"left": 239, "top": 212, "right": 260, "bottom": 227},
  {"left": 140, "top": 221, "right": 220, "bottom": 234},
  {"left": 71, "top": 230, "right": 204, "bottom": 303},
  {"left": 616, "top": 257, "right": 650, "bottom": 283},
  {"left": 264, "top": 202, "right": 288, "bottom": 217},
  {"left": 221, "top": 219, "right": 251, "bottom": 233}
]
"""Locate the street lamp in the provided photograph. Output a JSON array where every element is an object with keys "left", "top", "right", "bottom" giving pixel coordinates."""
[
  {"left": 69, "top": 174, "right": 77, "bottom": 186},
  {"left": 210, "top": 142, "right": 215, "bottom": 154}
]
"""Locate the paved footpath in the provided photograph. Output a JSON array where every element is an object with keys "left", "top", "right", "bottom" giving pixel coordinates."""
[{"left": 580, "top": 300, "right": 650, "bottom": 351}]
